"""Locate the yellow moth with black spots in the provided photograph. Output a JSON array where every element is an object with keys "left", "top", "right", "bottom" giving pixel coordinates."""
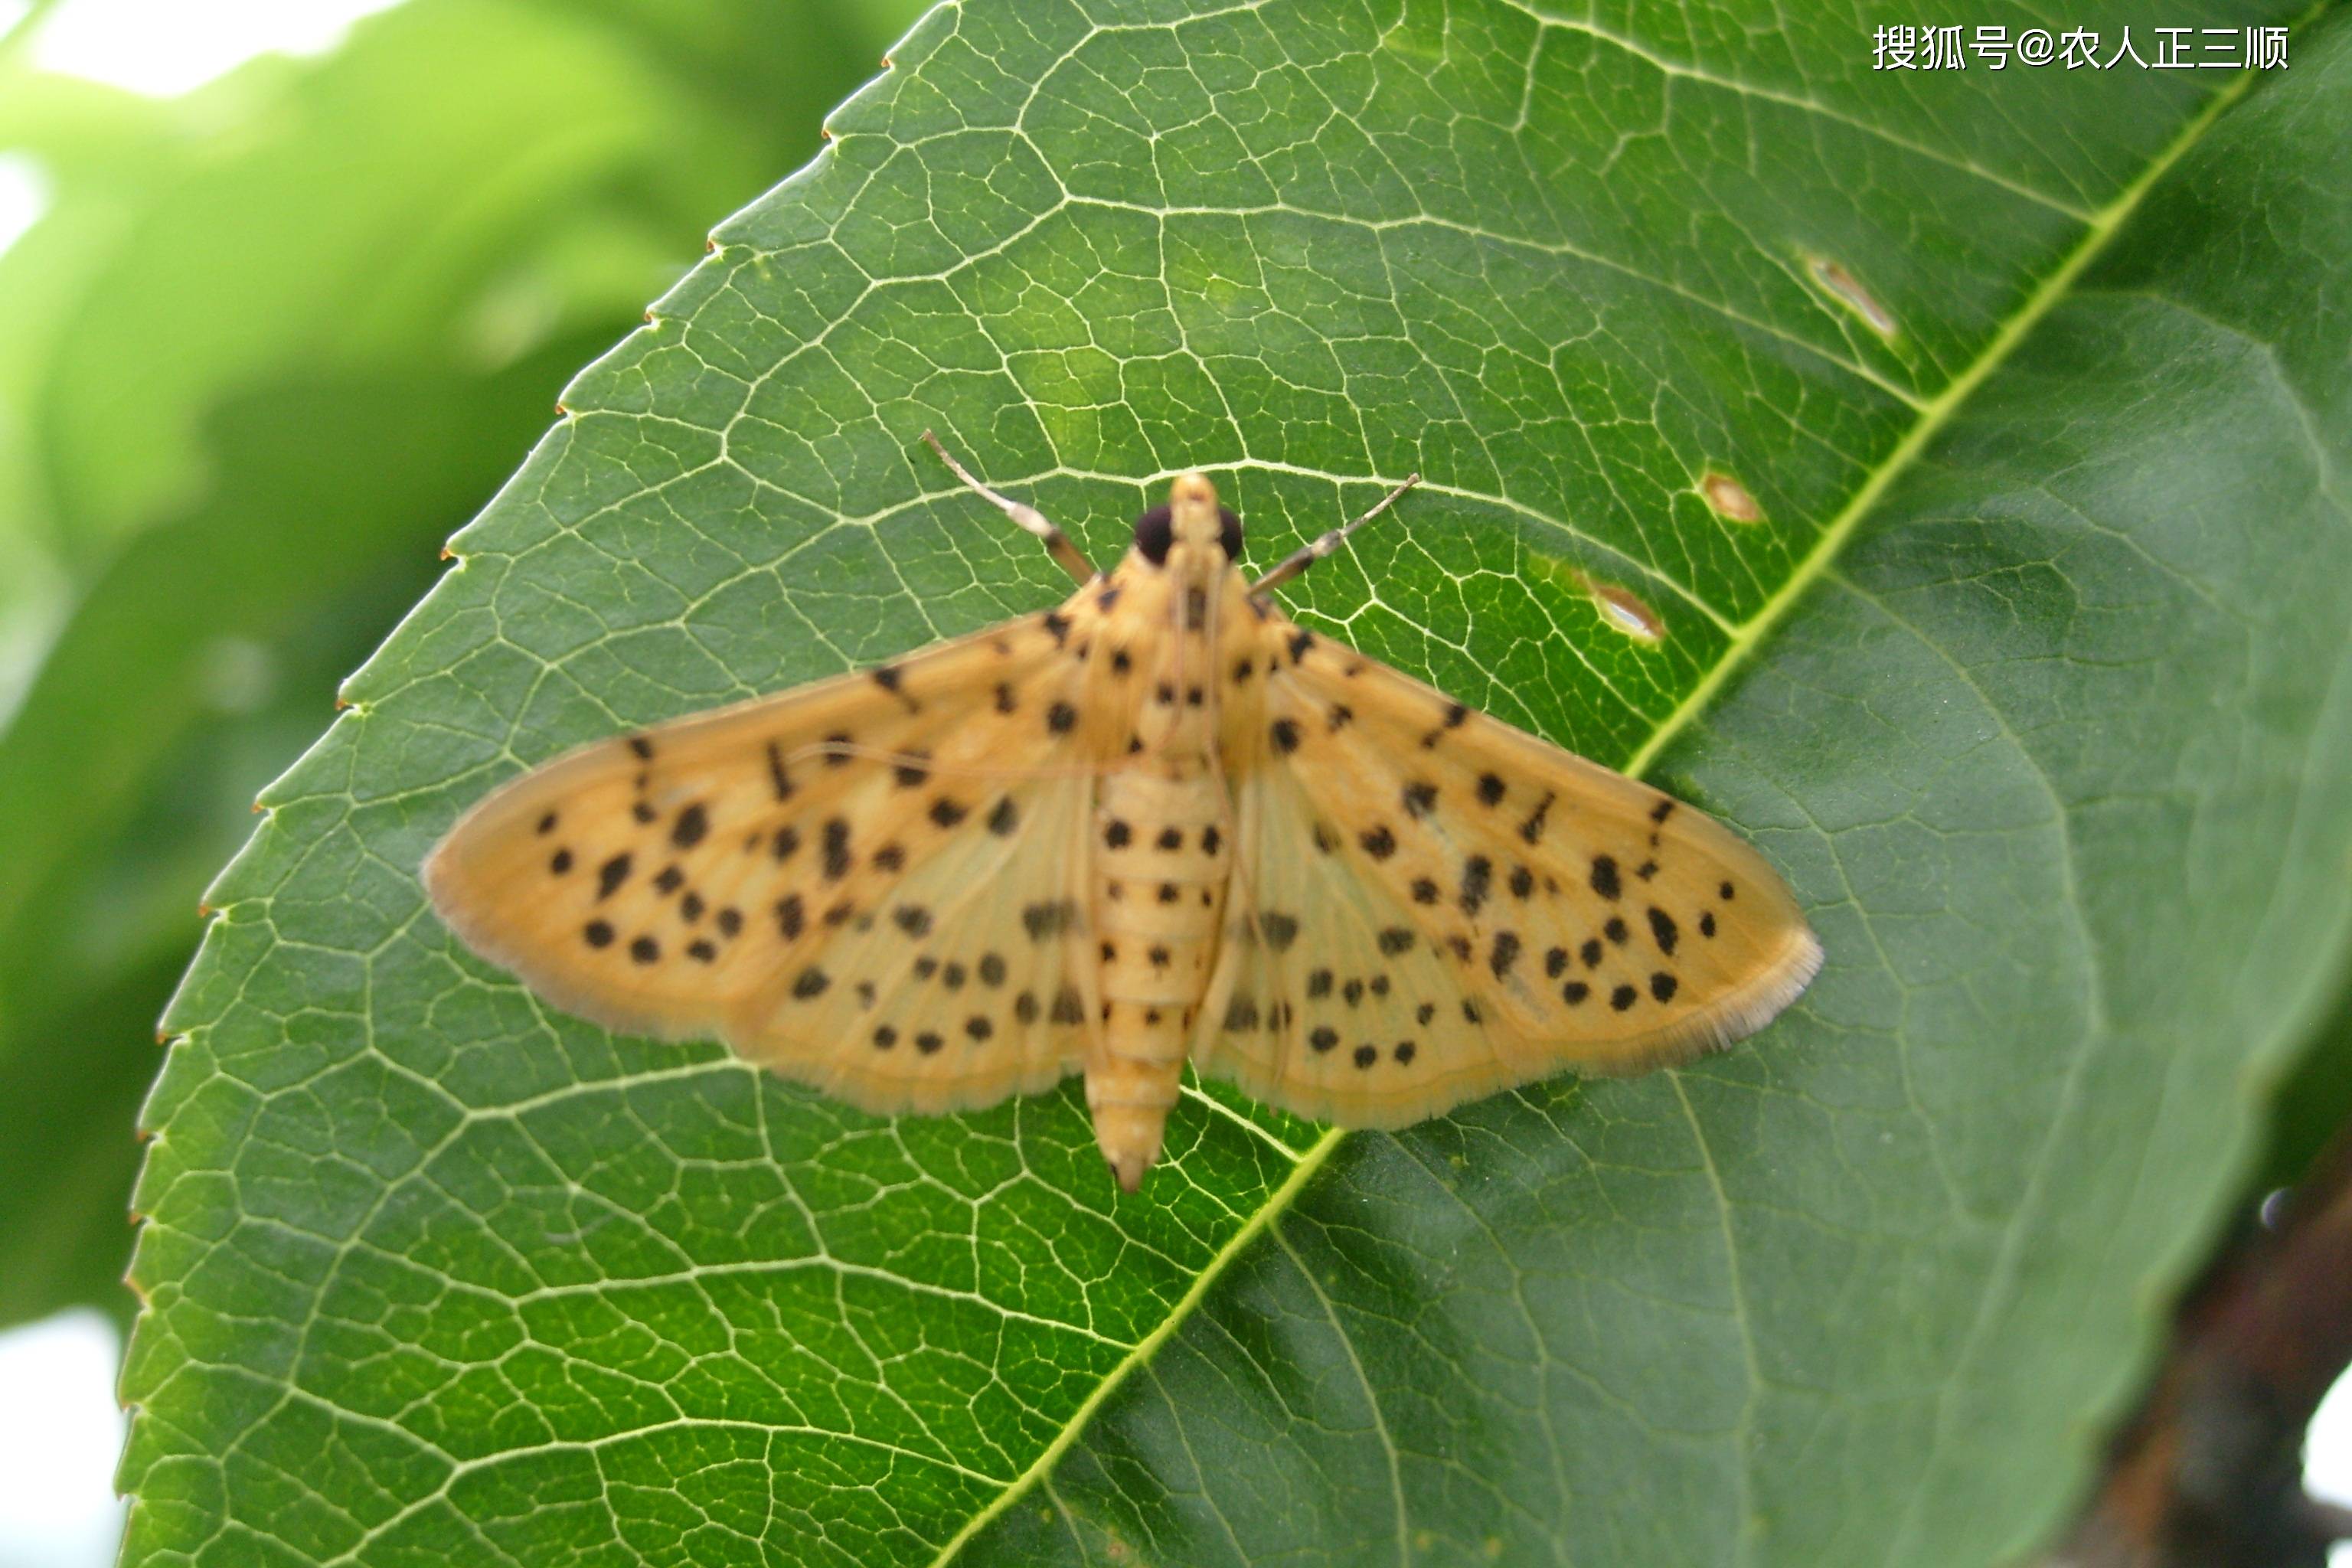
[{"left": 425, "top": 436, "right": 1821, "bottom": 1191}]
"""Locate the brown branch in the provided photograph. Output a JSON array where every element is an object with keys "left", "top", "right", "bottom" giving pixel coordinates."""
[{"left": 2048, "top": 1127, "right": 2352, "bottom": 1566}]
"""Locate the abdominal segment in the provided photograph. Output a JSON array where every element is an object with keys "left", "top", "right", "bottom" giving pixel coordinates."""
[{"left": 1086, "top": 768, "right": 1231, "bottom": 1188}]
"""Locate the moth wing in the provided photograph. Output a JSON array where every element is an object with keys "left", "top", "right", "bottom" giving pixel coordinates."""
[
  {"left": 1194, "top": 621, "right": 1818, "bottom": 1128},
  {"left": 423, "top": 601, "right": 1109, "bottom": 1116}
]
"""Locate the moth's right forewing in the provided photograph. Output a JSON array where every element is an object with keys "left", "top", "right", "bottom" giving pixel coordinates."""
[{"left": 1196, "top": 615, "right": 1818, "bottom": 1129}]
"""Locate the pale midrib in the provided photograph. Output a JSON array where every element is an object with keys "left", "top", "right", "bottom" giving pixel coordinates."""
[
  {"left": 926, "top": 60, "right": 2265, "bottom": 1566},
  {"left": 924, "top": 1123, "right": 1348, "bottom": 1563}
]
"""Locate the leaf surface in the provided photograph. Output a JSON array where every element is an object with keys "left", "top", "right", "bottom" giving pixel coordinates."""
[{"left": 122, "top": 4, "right": 2352, "bottom": 1565}]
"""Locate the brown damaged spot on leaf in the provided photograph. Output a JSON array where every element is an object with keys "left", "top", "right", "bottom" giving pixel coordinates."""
[
  {"left": 1530, "top": 553, "right": 1668, "bottom": 645},
  {"left": 1700, "top": 471, "right": 1764, "bottom": 523},
  {"left": 1805, "top": 253, "right": 1897, "bottom": 338},
  {"left": 1580, "top": 575, "right": 1665, "bottom": 644}
]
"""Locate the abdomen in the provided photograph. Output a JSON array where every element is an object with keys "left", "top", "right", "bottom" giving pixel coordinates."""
[{"left": 1086, "top": 767, "right": 1230, "bottom": 1187}]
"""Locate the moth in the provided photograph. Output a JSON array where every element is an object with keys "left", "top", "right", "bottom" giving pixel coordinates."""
[{"left": 425, "top": 436, "right": 1821, "bottom": 1191}]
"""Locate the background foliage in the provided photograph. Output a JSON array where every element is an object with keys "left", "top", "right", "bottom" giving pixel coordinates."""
[
  {"left": 0, "top": 0, "right": 926, "bottom": 1329},
  {"left": 4, "top": 0, "right": 2347, "bottom": 1564}
]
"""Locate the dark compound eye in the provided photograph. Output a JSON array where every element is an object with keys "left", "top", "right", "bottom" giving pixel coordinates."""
[
  {"left": 1218, "top": 505, "right": 1243, "bottom": 560},
  {"left": 1133, "top": 504, "right": 1173, "bottom": 564}
]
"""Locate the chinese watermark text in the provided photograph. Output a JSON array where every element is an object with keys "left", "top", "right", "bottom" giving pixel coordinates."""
[{"left": 1873, "top": 25, "right": 2288, "bottom": 70}]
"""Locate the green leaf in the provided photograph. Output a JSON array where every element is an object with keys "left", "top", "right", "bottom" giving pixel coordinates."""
[{"left": 122, "top": 4, "right": 2352, "bottom": 1565}]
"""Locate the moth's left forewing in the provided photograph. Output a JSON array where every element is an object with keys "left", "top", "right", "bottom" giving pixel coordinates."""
[
  {"left": 423, "top": 594, "right": 1119, "bottom": 1112},
  {"left": 1199, "top": 613, "right": 1818, "bottom": 1126}
]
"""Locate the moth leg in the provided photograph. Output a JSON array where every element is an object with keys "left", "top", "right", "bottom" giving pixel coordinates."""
[
  {"left": 920, "top": 430, "right": 1097, "bottom": 586},
  {"left": 1250, "top": 472, "right": 1420, "bottom": 593}
]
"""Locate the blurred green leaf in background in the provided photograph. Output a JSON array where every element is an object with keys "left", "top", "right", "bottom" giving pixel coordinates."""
[{"left": 0, "top": 0, "right": 924, "bottom": 1331}]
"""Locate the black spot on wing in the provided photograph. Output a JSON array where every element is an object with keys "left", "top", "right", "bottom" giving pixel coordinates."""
[
  {"left": 596, "top": 853, "right": 632, "bottom": 900},
  {"left": 1459, "top": 856, "right": 1491, "bottom": 916},
  {"left": 1648, "top": 906, "right": 1679, "bottom": 956},
  {"left": 1488, "top": 931, "right": 1521, "bottom": 978},
  {"left": 1023, "top": 899, "right": 1077, "bottom": 939},
  {"left": 1419, "top": 702, "right": 1470, "bottom": 748}
]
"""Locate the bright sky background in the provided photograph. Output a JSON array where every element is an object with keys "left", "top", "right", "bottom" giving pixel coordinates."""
[
  {"left": 2318, "top": 1370, "right": 2352, "bottom": 1567},
  {"left": 24, "top": 0, "right": 407, "bottom": 96},
  {"left": 0, "top": 1313, "right": 125, "bottom": 1568},
  {"left": 1, "top": 1, "right": 2348, "bottom": 1564}
]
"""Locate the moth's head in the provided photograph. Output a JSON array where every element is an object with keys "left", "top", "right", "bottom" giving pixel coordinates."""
[{"left": 1133, "top": 472, "right": 1242, "bottom": 569}]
